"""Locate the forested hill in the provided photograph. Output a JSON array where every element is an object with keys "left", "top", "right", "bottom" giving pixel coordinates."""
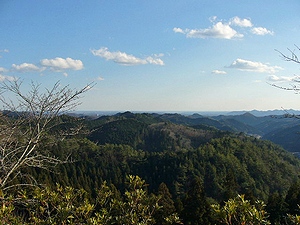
[
  {"left": 31, "top": 111, "right": 300, "bottom": 204},
  {"left": 84, "top": 111, "right": 300, "bottom": 152},
  {"left": 87, "top": 115, "right": 225, "bottom": 151}
]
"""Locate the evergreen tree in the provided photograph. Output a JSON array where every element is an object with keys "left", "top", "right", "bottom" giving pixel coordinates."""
[
  {"left": 285, "top": 181, "right": 300, "bottom": 215},
  {"left": 266, "top": 192, "right": 288, "bottom": 225},
  {"left": 223, "top": 168, "right": 239, "bottom": 201},
  {"left": 204, "top": 164, "right": 220, "bottom": 199},
  {"left": 155, "top": 182, "right": 177, "bottom": 224},
  {"left": 181, "top": 177, "right": 212, "bottom": 225}
]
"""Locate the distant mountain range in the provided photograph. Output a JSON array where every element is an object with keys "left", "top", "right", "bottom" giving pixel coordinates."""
[
  {"left": 225, "top": 109, "right": 300, "bottom": 117},
  {"left": 74, "top": 109, "right": 300, "bottom": 117},
  {"left": 161, "top": 112, "right": 300, "bottom": 153},
  {"left": 74, "top": 110, "right": 300, "bottom": 153}
]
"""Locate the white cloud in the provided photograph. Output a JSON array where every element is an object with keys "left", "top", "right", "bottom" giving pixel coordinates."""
[
  {"left": 209, "top": 16, "right": 217, "bottom": 22},
  {"left": 174, "top": 16, "right": 273, "bottom": 39},
  {"left": 173, "top": 27, "right": 184, "bottom": 33},
  {"left": 267, "top": 75, "right": 296, "bottom": 82},
  {"left": 145, "top": 56, "right": 164, "bottom": 65},
  {"left": 91, "top": 47, "right": 164, "bottom": 66},
  {"left": 228, "top": 58, "right": 282, "bottom": 73},
  {"left": 9, "top": 57, "right": 83, "bottom": 76},
  {"left": 185, "top": 22, "right": 243, "bottom": 39},
  {"left": 11, "top": 63, "right": 42, "bottom": 72},
  {"left": 40, "top": 57, "right": 84, "bottom": 71},
  {"left": 97, "top": 76, "right": 104, "bottom": 81},
  {"left": 251, "top": 27, "right": 274, "bottom": 35},
  {"left": 91, "top": 47, "right": 146, "bottom": 65},
  {"left": 230, "top": 16, "right": 253, "bottom": 27},
  {"left": 212, "top": 70, "right": 227, "bottom": 74},
  {"left": 0, "top": 67, "right": 7, "bottom": 73},
  {"left": 0, "top": 74, "right": 16, "bottom": 82}
]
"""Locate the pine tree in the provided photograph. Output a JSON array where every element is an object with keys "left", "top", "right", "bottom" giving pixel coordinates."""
[
  {"left": 155, "top": 182, "right": 177, "bottom": 224},
  {"left": 181, "top": 177, "right": 212, "bottom": 225}
]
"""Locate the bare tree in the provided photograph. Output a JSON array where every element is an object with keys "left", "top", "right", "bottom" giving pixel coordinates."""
[
  {"left": 273, "top": 45, "right": 300, "bottom": 92},
  {"left": 270, "top": 45, "right": 300, "bottom": 118},
  {"left": 0, "top": 80, "right": 93, "bottom": 190}
]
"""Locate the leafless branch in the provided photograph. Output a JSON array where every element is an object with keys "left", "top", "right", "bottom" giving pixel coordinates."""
[
  {"left": 275, "top": 45, "right": 300, "bottom": 64},
  {"left": 0, "top": 80, "right": 94, "bottom": 190},
  {"left": 271, "top": 45, "right": 300, "bottom": 118}
]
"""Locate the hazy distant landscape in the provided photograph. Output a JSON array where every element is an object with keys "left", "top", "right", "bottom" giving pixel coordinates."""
[
  {"left": 75, "top": 110, "right": 300, "bottom": 153},
  {"left": 75, "top": 109, "right": 300, "bottom": 117}
]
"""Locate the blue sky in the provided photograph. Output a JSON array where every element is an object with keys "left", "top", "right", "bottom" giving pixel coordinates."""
[{"left": 1, "top": 1, "right": 300, "bottom": 112}]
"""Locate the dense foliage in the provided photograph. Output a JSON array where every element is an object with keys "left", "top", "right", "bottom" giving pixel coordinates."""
[
  {"left": 2, "top": 112, "right": 300, "bottom": 224},
  {"left": 0, "top": 175, "right": 180, "bottom": 224}
]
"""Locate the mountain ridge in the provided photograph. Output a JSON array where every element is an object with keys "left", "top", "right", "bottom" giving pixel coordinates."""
[{"left": 85, "top": 111, "right": 300, "bottom": 153}]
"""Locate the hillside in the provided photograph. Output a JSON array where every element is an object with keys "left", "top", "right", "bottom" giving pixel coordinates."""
[
  {"left": 212, "top": 113, "right": 300, "bottom": 152},
  {"left": 87, "top": 112, "right": 230, "bottom": 151},
  {"left": 85, "top": 111, "right": 300, "bottom": 153},
  {"left": 29, "top": 112, "right": 300, "bottom": 202},
  {"left": 264, "top": 124, "right": 300, "bottom": 153},
  {"left": 40, "top": 133, "right": 299, "bottom": 204}
]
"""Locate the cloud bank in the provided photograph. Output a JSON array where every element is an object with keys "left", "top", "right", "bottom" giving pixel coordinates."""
[
  {"left": 174, "top": 16, "right": 273, "bottom": 40},
  {"left": 91, "top": 47, "right": 164, "bottom": 66},
  {"left": 228, "top": 58, "right": 282, "bottom": 73},
  {"left": 7, "top": 57, "right": 84, "bottom": 78}
]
